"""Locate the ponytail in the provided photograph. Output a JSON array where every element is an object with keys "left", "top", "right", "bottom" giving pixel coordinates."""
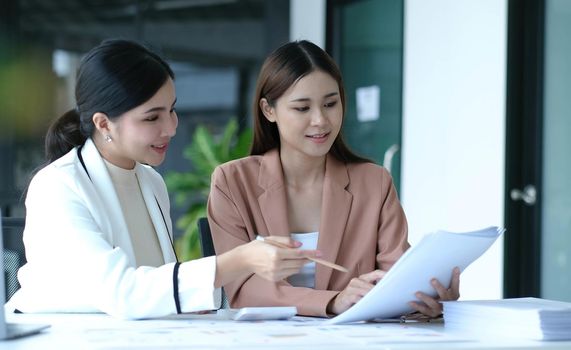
[{"left": 44, "top": 109, "right": 87, "bottom": 163}]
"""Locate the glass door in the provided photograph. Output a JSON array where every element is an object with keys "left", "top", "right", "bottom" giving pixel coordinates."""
[
  {"left": 505, "top": 0, "right": 571, "bottom": 301},
  {"left": 327, "top": 0, "right": 404, "bottom": 191},
  {"left": 540, "top": 0, "right": 571, "bottom": 301}
]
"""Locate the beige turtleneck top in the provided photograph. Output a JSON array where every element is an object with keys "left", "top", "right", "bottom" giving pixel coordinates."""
[{"left": 104, "top": 159, "right": 164, "bottom": 267}]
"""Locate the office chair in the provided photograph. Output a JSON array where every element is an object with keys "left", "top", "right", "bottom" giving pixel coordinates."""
[
  {"left": 197, "top": 217, "right": 216, "bottom": 257},
  {"left": 1, "top": 217, "right": 26, "bottom": 302},
  {"left": 196, "top": 217, "right": 229, "bottom": 308}
]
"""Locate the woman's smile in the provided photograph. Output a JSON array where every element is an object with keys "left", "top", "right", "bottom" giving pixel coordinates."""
[
  {"left": 306, "top": 132, "right": 330, "bottom": 144},
  {"left": 151, "top": 142, "right": 169, "bottom": 154}
]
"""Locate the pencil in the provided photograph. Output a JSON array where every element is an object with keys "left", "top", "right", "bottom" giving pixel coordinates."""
[{"left": 257, "top": 236, "right": 349, "bottom": 273}]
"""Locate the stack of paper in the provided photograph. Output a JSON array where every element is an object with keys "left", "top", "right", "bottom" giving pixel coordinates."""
[
  {"left": 443, "top": 298, "right": 571, "bottom": 341},
  {"left": 325, "top": 226, "right": 504, "bottom": 324}
]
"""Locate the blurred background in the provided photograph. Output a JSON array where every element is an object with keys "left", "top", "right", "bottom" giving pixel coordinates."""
[{"left": 0, "top": 0, "right": 569, "bottom": 303}]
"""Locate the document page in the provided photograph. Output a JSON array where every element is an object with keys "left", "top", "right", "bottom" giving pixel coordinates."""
[
  {"left": 325, "top": 226, "right": 504, "bottom": 325},
  {"left": 443, "top": 297, "right": 571, "bottom": 340}
]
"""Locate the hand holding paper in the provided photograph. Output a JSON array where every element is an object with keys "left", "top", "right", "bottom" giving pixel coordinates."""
[
  {"left": 325, "top": 226, "right": 504, "bottom": 324},
  {"left": 327, "top": 270, "right": 387, "bottom": 315},
  {"left": 409, "top": 266, "right": 461, "bottom": 317}
]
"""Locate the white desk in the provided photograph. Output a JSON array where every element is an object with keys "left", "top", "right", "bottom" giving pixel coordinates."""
[{"left": 2, "top": 312, "right": 571, "bottom": 349}]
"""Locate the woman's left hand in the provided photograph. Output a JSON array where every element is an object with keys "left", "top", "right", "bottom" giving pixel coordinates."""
[{"left": 409, "top": 266, "right": 460, "bottom": 317}]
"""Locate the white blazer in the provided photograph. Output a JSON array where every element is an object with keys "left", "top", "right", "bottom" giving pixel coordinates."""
[{"left": 8, "top": 139, "right": 219, "bottom": 319}]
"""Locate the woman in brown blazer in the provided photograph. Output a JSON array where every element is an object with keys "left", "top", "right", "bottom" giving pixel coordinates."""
[{"left": 208, "top": 40, "right": 460, "bottom": 318}]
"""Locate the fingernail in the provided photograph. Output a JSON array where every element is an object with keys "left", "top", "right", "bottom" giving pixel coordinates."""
[
  {"left": 415, "top": 292, "right": 421, "bottom": 298},
  {"left": 431, "top": 279, "right": 437, "bottom": 285},
  {"left": 293, "top": 241, "right": 302, "bottom": 248}
]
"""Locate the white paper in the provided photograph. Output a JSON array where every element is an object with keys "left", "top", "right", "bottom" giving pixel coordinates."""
[
  {"left": 325, "top": 226, "right": 504, "bottom": 325},
  {"left": 356, "top": 85, "right": 380, "bottom": 122},
  {"left": 82, "top": 317, "right": 467, "bottom": 347},
  {"left": 443, "top": 297, "right": 571, "bottom": 341}
]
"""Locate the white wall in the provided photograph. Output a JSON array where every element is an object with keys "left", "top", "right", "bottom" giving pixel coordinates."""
[
  {"left": 402, "top": 0, "right": 507, "bottom": 300},
  {"left": 289, "top": 0, "right": 507, "bottom": 300},
  {"left": 290, "top": 0, "right": 326, "bottom": 47}
]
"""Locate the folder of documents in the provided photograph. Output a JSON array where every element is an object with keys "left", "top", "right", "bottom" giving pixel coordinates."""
[
  {"left": 325, "top": 226, "right": 504, "bottom": 325},
  {"left": 443, "top": 297, "right": 571, "bottom": 341}
]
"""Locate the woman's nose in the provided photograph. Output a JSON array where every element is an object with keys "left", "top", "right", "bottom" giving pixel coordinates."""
[
  {"left": 310, "top": 108, "right": 326, "bottom": 125},
  {"left": 164, "top": 113, "right": 178, "bottom": 137}
]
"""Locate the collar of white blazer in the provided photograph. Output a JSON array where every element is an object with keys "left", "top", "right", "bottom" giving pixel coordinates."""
[{"left": 76, "top": 139, "right": 177, "bottom": 264}]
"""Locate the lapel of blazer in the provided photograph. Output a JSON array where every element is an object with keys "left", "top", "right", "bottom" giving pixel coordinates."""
[
  {"left": 135, "top": 166, "right": 177, "bottom": 263},
  {"left": 256, "top": 149, "right": 290, "bottom": 238},
  {"left": 81, "top": 139, "right": 137, "bottom": 266},
  {"left": 315, "top": 154, "right": 352, "bottom": 290}
]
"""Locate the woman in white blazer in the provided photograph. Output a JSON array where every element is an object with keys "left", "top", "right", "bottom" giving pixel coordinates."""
[{"left": 8, "top": 39, "right": 318, "bottom": 319}]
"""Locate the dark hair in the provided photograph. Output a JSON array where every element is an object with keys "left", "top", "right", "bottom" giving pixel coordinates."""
[
  {"left": 250, "top": 40, "right": 369, "bottom": 163},
  {"left": 44, "top": 39, "right": 174, "bottom": 163}
]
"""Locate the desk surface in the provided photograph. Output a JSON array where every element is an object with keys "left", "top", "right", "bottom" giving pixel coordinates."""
[{"left": 2, "top": 312, "right": 571, "bottom": 349}]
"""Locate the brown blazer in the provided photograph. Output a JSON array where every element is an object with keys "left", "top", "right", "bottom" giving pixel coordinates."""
[{"left": 208, "top": 149, "right": 410, "bottom": 317}]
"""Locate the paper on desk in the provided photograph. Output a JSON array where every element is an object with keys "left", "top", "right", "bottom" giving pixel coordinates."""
[
  {"left": 83, "top": 318, "right": 469, "bottom": 347},
  {"left": 325, "top": 226, "right": 504, "bottom": 325},
  {"left": 443, "top": 297, "right": 571, "bottom": 340}
]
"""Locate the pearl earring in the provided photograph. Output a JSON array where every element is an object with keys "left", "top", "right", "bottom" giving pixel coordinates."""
[{"left": 105, "top": 134, "right": 112, "bottom": 143}]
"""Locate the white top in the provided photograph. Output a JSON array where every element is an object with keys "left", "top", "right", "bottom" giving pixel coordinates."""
[
  {"left": 104, "top": 159, "right": 164, "bottom": 267},
  {"left": 288, "top": 232, "right": 319, "bottom": 288},
  {"left": 9, "top": 139, "right": 219, "bottom": 319}
]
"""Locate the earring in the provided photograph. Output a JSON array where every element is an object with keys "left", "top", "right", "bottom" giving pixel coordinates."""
[{"left": 104, "top": 134, "right": 112, "bottom": 143}]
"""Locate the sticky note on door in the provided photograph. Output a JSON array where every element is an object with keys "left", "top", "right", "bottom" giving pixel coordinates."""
[{"left": 356, "top": 85, "right": 380, "bottom": 122}]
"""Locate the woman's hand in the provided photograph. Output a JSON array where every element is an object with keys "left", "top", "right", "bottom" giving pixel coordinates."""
[
  {"left": 215, "top": 236, "right": 319, "bottom": 288},
  {"left": 409, "top": 267, "right": 461, "bottom": 317},
  {"left": 326, "top": 270, "right": 386, "bottom": 315},
  {"left": 243, "top": 236, "right": 321, "bottom": 281}
]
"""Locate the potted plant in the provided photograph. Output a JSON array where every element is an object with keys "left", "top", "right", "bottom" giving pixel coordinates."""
[{"left": 165, "top": 118, "right": 252, "bottom": 261}]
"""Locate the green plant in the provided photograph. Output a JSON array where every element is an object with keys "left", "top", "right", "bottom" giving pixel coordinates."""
[{"left": 165, "top": 118, "right": 252, "bottom": 261}]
